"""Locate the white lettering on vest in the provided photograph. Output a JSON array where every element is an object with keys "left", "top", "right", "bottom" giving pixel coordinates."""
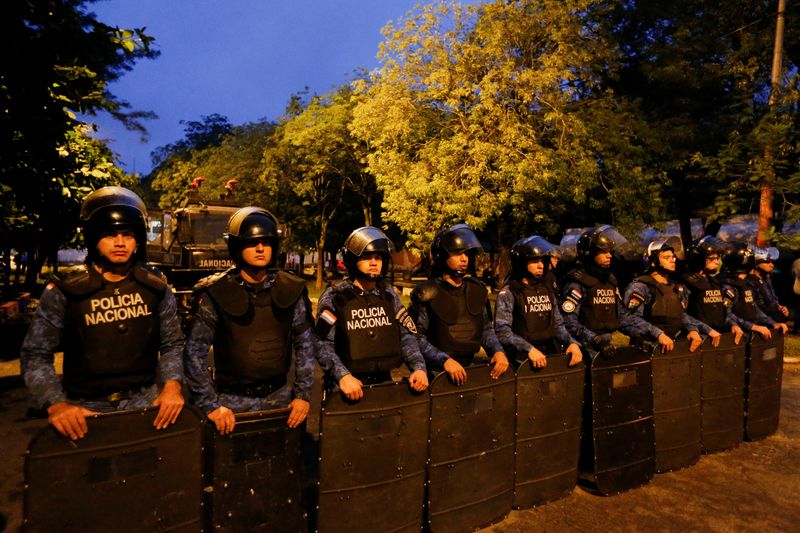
[
  {"left": 346, "top": 306, "right": 392, "bottom": 330},
  {"left": 703, "top": 289, "right": 723, "bottom": 304},
  {"left": 525, "top": 294, "right": 553, "bottom": 314},
  {"left": 593, "top": 288, "right": 616, "bottom": 305},
  {"left": 85, "top": 292, "right": 152, "bottom": 326}
]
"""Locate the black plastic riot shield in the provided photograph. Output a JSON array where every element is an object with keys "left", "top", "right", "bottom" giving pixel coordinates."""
[
  {"left": 745, "top": 329, "right": 784, "bottom": 441},
  {"left": 427, "top": 364, "right": 516, "bottom": 533},
  {"left": 651, "top": 338, "right": 702, "bottom": 473},
  {"left": 207, "top": 407, "right": 305, "bottom": 532},
  {"left": 514, "top": 354, "right": 584, "bottom": 509},
  {"left": 317, "top": 381, "right": 429, "bottom": 533},
  {"left": 700, "top": 332, "right": 746, "bottom": 453},
  {"left": 24, "top": 406, "right": 204, "bottom": 533},
  {"left": 580, "top": 345, "right": 655, "bottom": 496}
]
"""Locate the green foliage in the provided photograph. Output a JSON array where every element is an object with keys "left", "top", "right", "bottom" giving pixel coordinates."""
[
  {"left": 351, "top": 0, "right": 664, "bottom": 247},
  {"left": 1, "top": 0, "right": 158, "bottom": 282}
]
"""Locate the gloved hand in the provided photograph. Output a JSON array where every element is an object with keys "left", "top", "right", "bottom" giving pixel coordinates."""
[{"left": 599, "top": 343, "right": 617, "bottom": 359}]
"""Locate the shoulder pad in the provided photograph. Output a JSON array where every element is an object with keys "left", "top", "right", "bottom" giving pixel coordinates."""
[
  {"left": 132, "top": 263, "right": 168, "bottom": 294},
  {"left": 464, "top": 277, "right": 489, "bottom": 315},
  {"left": 567, "top": 269, "right": 599, "bottom": 287},
  {"left": 411, "top": 280, "right": 439, "bottom": 304},
  {"left": 54, "top": 266, "right": 102, "bottom": 298},
  {"left": 507, "top": 280, "right": 524, "bottom": 293},
  {"left": 332, "top": 283, "right": 360, "bottom": 309},
  {"left": 682, "top": 272, "right": 702, "bottom": 288},
  {"left": 193, "top": 269, "right": 231, "bottom": 292},
  {"left": 634, "top": 274, "right": 656, "bottom": 286},
  {"left": 206, "top": 273, "right": 250, "bottom": 317},
  {"left": 272, "top": 271, "right": 307, "bottom": 308}
]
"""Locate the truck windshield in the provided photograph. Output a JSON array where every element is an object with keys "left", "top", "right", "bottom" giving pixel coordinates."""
[{"left": 190, "top": 215, "right": 229, "bottom": 245}]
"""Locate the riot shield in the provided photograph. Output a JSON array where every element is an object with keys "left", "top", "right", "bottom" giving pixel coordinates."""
[
  {"left": 207, "top": 407, "right": 305, "bottom": 532},
  {"left": 579, "top": 345, "right": 655, "bottom": 496},
  {"left": 651, "top": 338, "right": 702, "bottom": 473},
  {"left": 745, "top": 329, "right": 784, "bottom": 441},
  {"left": 700, "top": 332, "right": 746, "bottom": 453},
  {"left": 317, "top": 381, "right": 429, "bottom": 533},
  {"left": 24, "top": 406, "right": 204, "bottom": 533},
  {"left": 514, "top": 353, "right": 584, "bottom": 509},
  {"left": 427, "top": 364, "right": 516, "bottom": 533}
]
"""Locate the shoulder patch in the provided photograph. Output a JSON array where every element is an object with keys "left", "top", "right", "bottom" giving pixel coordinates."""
[
  {"left": 568, "top": 288, "right": 583, "bottom": 302},
  {"left": 561, "top": 300, "right": 576, "bottom": 313},
  {"left": 319, "top": 308, "right": 337, "bottom": 325},
  {"left": 396, "top": 306, "right": 417, "bottom": 334}
]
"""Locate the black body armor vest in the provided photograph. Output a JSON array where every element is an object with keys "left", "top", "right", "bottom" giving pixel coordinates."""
[
  {"left": 728, "top": 277, "right": 759, "bottom": 322},
  {"left": 683, "top": 273, "right": 726, "bottom": 330},
  {"left": 567, "top": 269, "right": 621, "bottom": 333},
  {"left": 635, "top": 275, "right": 683, "bottom": 337},
  {"left": 57, "top": 264, "right": 166, "bottom": 399},
  {"left": 420, "top": 278, "right": 487, "bottom": 363},
  {"left": 509, "top": 280, "right": 556, "bottom": 343},
  {"left": 332, "top": 285, "right": 402, "bottom": 374},
  {"left": 204, "top": 270, "right": 306, "bottom": 389}
]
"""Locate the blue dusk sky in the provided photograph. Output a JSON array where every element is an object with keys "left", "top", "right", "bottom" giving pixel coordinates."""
[{"left": 87, "top": 0, "right": 444, "bottom": 175}]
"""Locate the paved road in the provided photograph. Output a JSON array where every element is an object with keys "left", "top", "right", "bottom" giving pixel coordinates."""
[{"left": 1, "top": 364, "right": 798, "bottom": 532}]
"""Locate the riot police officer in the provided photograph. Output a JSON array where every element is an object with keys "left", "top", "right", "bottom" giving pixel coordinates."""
[
  {"left": 494, "top": 235, "right": 582, "bottom": 368},
  {"left": 560, "top": 225, "right": 671, "bottom": 356},
  {"left": 21, "top": 187, "right": 185, "bottom": 440},
  {"left": 681, "top": 236, "right": 745, "bottom": 344},
  {"left": 721, "top": 243, "right": 787, "bottom": 339},
  {"left": 314, "top": 227, "right": 428, "bottom": 400},
  {"left": 184, "top": 207, "right": 315, "bottom": 434},
  {"left": 410, "top": 224, "right": 509, "bottom": 384},
  {"left": 749, "top": 246, "right": 790, "bottom": 322},
  {"left": 624, "top": 240, "right": 715, "bottom": 352}
]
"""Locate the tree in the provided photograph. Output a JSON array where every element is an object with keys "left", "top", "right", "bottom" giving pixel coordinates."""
[
  {"left": 147, "top": 114, "right": 234, "bottom": 208},
  {"left": 350, "top": 0, "right": 664, "bottom": 248},
  {"left": 0, "top": 0, "right": 158, "bottom": 289},
  {"left": 263, "top": 86, "right": 379, "bottom": 288}
]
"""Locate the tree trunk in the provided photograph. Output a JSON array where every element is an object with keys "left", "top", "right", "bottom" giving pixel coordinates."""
[{"left": 316, "top": 219, "right": 328, "bottom": 290}]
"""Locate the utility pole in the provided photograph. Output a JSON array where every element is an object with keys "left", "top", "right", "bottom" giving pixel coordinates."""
[{"left": 757, "top": 0, "right": 787, "bottom": 246}]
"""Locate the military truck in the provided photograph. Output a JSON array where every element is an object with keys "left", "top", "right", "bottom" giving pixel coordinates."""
[{"left": 146, "top": 198, "right": 241, "bottom": 312}]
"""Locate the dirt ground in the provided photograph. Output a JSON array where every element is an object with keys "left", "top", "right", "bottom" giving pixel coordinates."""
[{"left": 1, "top": 362, "right": 798, "bottom": 532}]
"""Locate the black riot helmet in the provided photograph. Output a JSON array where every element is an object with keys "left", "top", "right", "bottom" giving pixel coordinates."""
[
  {"left": 80, "top": 186, "right": 148, "bottom": 263},
  {"left": 225, "top": 207, "right": 281, "bottom": 267},
  {"left": 431, "top": 223, "right": 483, "bottom": 277},
  {"left": 341, "top": 226, "right": 393, "bottom": 280},
  {"left": 687, "top": 235, "right": 725, "bottom": 273},
  {"left": 722, "top": 242, "right": 754, "bottom": 274},
  {"left": 510, "top": 235, "right": 555, "bottom": 280},
  {"left": 752, "top": 245, "right": 779, "bottom": 266},
  {"left": 575, "top": 225, "right": 629, "bottom": 263}
]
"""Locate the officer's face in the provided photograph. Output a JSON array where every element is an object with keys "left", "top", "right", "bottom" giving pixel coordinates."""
[
  {"left": 704, "top": 254, "right": 721, "bottom": 273},
  {"left": 593, "top": 251, "right": 612, "bottom": 268},
  {"left": 357, "top": 252, "right": 383, "bottom": 276},
  {"left": 241, "top": 240, "right": 272, "bottom": 268},
  {"left": 527, "top": 258, "right": 545, "bottom": 278},
  {"left": 96, "top": 230, "right": 137, "bottom": 264},
  {"left": 658, "top": 250, "right": 676, "bottom": 272},
  {"left": 446, "top": 252, "right": 469, "bottom": 272},
  {"left": 757, "top": 261, "right": 774, "bottom": 273}
]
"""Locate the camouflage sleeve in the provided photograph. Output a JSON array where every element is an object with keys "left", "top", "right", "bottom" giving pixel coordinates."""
[
  {"left": 313, "top": 288, "right": 351, "bottom": 383},
  {"left": 493, "top": 288, "right": 531, "bottom": 355},
  {"left": 291, "top": 295, "right": 316, "bottom": 401},
  {"left": 752, "top": 282, "right": 780, "bottom": 318},
  {"left": 481, "top": 304, "right": 505, "bottom": 356},
  {"left": 409, "top": 301, "right": 451, "bottom": 369},
  {"left": 623, "top": 281, "right": 650, "bottom": 319},
  {"left": 183, "top": 294, "right": 221, "bottom": 414},
  {"left": 552, "top": 304, "right": 579, "bottom": 347},
  {"left": 387, "top": 287, "right": 425, "bottom": 373},
  {"left": 560, "top": 281, "right": 598, "bottom": 346},
  {"left": 20, "top": 283, "right": 68, "bottom": 408},
  {"left": 157, "top": 289, "right": 185, "bottom": 385},
  {"left": 618, "top": 294, "right": 663, "bottom": 340}
]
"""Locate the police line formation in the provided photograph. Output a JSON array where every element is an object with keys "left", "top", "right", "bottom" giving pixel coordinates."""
[{"left": 20, "top": 187, "right": 787, "bottom": 532}]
